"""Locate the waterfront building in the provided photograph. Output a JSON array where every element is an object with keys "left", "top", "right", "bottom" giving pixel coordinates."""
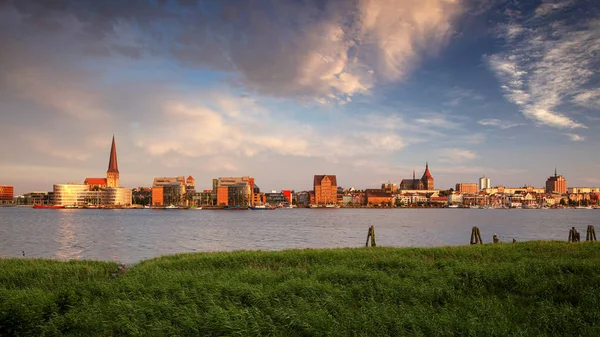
[
  {"left": 399, "top": 163, "right": 434, "bottom": 191},
  {"left": 53, "top": 184, "right": 97, "bottom": 206},
  {"left": 151, "top": 176, "right": 186, "bottom": 206},
  {"left": 0, "top": 185, "right": 14, "bottom": 203},
  {"left": 479, "top": 176, "right": 491, "bottom": 191},
  {"left": 447, "top": 192, "right": 463, "bottom": 204},
  {"left": 455, "top": 183, "right": 478, "bottom": 194},
  {"left": 282, "top": 190, "right": 292, "bottom": 203},
  {"left": 57, "top": 136, "right": 132, "bottom": 206},
  {"left": 381, "top": 183, "right": 397, "bottom": 193},
  {"left": 214, "top": 176, "right": 255, "bottom": 206},
  {"left": 567, "top": 187, "right": 600, "bottom": 194},
  {"left": 483, "top": 186, "right": 545, "bottom": 195},
  {"left": 265, "top": 191, "right": 288, "bottom": 206},
  {"left": 365, "top": 189, "right": 394, "bottom": 206},
  {"left": 342, "top": 195, "right": 352, "bottom": 205},
  {"left": 53, "top": 184, "right": 131, "bottom": 206},
  {"left": 186, "top": 175, "right": 196, "bottom": 193},
  {"left": 545, "top": 169, "right": 567, "bottom": 194},
  {"left": 84, "top": 136, "right": 120, "bottom": 190},
  {"left": 295, "top": 191, "right": 310, "bottom": 207},
  {"left": 313, "top": 175, "right": 337, "bottom": 205}
]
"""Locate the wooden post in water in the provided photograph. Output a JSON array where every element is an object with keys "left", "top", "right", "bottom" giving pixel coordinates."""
[
  {"left": 470, "top": 226, "right": 483, "bottom": 245},
  {"left": 569, "top": 227, "right": 580, "bottom": 243},
  {"left": 586, "top": 225, "right": 597, "bottom": 242},
  {"left": 365, "top": 226, "right": 376, "bottom": 247}
]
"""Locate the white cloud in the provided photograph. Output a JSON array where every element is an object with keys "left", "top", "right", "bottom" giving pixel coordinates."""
[
  {"left": 478, "top": 118, "right": 524, "bottom": 129},
  {"left": 487, "top": 15, "right": 600, "bottom": 130}
]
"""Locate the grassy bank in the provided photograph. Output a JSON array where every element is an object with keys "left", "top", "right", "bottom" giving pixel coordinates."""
[{"left": 1, "top": 241, "right": 600, "bottom": 336}]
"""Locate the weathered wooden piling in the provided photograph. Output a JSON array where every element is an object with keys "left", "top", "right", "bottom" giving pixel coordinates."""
[
  {"left": 586, "top": 225, "right": 597, "bottom": 242},
  {"left": 470, "top": 226, "right": 483, "bottom": 245},
  {"left": 568, "top": 227, "right": 580, "bottom": 243},
  {"left": 365, "top": 226, "right": 376, "bottom": 247}
]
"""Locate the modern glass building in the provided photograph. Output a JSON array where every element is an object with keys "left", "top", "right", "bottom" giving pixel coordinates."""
[
  {"left": 53, "top": 184, "right": 94, "bottom": 206},
  {"left": 53, "top": 184, "right": 131, "bottom": 206},
  {"left": 103, "top": 187, "right": 132, "bottom": 206}
]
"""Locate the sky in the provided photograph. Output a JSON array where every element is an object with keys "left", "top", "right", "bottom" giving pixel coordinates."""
[{"left": 1, "top": 0, "right": 599, "bottom": 194}]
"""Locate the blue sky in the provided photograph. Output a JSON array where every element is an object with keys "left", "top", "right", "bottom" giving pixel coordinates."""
[{"left": 1, "top": 0, "right": 599, "bottom": 194}]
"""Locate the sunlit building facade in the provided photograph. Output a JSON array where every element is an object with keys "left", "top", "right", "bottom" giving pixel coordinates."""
[
  {"left": 0, "top": 185, "right": 14, "bottom": 203},
  {"left": 313, "top": 175, "right": 337, "bottom": 205},
  {"left": 54, "top": 184, "right": 95, "bottom": 206},
  {"left": 545, "top": 169, "right": 567, "bottom": 194}
]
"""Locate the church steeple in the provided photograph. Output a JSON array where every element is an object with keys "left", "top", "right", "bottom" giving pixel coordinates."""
[
  {"left": 108, "top": 135, "right": 119, "bottom": 173},
  {"left": 106, "top": 135, "right": 119, "bottom": 187},
  {"left": 554, "top": 167, "right": 557, "bottom": 177}
]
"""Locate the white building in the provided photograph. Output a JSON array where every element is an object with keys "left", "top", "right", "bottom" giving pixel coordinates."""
[
  {"left": 479, "top": 176, "right": 491, "bottom": 191},
  {"left": 448, "top": 192, "right": 464, "bottom": 204}
]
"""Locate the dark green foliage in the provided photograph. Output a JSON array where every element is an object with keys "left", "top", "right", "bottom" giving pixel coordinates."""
[{"left": 1, "top": 242, "right": 600, "bottom": 336}]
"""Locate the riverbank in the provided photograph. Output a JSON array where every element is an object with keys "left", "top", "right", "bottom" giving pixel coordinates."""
[{"left": 2, "top": 241, "right": 599, "bottom": 336}]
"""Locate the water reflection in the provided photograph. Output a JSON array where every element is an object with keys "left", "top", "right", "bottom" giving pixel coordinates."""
[{"left": 55, "top": 210, "right": 83, "bottom": 260}]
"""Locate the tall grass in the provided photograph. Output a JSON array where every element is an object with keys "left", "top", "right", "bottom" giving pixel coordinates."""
[{"left": 1, "top": 241, "right": 600, "bottom": 336}]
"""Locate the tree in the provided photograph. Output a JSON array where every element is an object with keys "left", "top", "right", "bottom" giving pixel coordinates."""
[{"left": 560, "top": 198, "right": 566, "bottom": 206}]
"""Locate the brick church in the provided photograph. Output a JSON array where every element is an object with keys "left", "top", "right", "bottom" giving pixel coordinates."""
[{"left": 399, "top": 162, "right": 434, "bottom": 191}]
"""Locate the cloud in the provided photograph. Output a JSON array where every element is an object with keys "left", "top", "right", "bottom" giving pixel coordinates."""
[
  {"left": 478, "top": 118, "right": 524, "bottom": 129},
  {"left": 564, "top": 133, "right": 584, "bottom": 142},
  {"left": 572, "top": 89, "right": 600, "bottom": 109},
  {"left": 438, "top": 148, "right": 477, "bottom": 163},
  {"left": 534, "top": 0, "right": 576, "bottom": 18},
  {"left": 130, "top": 93, "right": 408, "bottom": 163},
  {"left": 444, "top": 86, "right": 484, "bottom": 106},
  {"left": 414, "top": 113, "right": 462, "bottom": 129},
  {"left": 486, "top": 5, "right": 599, "bottom": 130},
  {"left": 2, "top": 0, "right": 463, "bottom": 104}
]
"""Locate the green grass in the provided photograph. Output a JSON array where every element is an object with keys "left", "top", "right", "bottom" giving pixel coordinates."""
[{"left": 1, "top": 241, "right": 600, "bottom": 336}]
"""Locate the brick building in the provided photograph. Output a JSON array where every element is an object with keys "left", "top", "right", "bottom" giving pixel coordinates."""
[
  {"left": 545, "top": 169, "right": 567, "bottom": 194},
  {"left": 313, "top": 175, "right": 337, "bottom": 205},
  {"left": 0, "top": 185, "right": 14, "bottom": 203},
  {"left": 399, "top": 162, "right": 434, "bottom": 191},
  {"left": 365, "top": 189, "right": 394, "bottom": 206},
  {"left": 455, "top": 183, "right": 478, "bottom": 194}
]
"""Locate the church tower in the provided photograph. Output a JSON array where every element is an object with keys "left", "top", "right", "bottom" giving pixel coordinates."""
[
  {"left": 421, "top": 162, "right": 434, "bottom": 190},
  {"left": 106, "top": 135, "right": 119, "bottom": 188}
]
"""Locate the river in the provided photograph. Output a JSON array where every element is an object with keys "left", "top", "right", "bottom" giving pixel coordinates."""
[{"left": 0, "top": 207, "right": 598, "bottom": 263}]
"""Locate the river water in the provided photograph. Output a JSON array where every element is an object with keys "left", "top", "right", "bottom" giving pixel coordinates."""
[{"left": 0, "top": 207, "right": 598, "bottom": 263}]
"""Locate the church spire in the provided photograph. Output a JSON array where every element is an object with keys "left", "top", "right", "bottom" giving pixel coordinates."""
[
  {"left": 107, "top": 135, "right": 119, "bottom": 174},
  {"left": 554, "top": 167, "right": 557, "bottom": 177}
]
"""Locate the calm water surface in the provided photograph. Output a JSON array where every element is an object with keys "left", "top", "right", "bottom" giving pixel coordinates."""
[{"left": 1, "top": 207, "right": 598, "bottom": 263}]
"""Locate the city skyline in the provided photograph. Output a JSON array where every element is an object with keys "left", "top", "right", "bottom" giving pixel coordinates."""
[{"left": 1, "top": 0, "right": 599, "bottom": 194}]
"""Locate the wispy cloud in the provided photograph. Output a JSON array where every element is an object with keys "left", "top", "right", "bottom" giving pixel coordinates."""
[
  {"left": 438, "top": 148, "right": 477, "bottom": 163},
  {"left": 486, "top": 3, "right": 599, "bottom": 130},
  {"left": 444, "top": 86, "right": 484, "bottom": 107},
  {"left": 564, "top": 133, "right": 584, "bottom": 142},
  {"left": 478, "top": 118, "right": 524, "bottom": 129},
  {"left": 414, "top": 113, "right": 462, "bottom": 129},
  {"left": 534, "top": 0, "right": 576, "bottom": 18}
]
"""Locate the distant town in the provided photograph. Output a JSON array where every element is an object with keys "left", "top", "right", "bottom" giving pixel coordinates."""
[{"left": 1, "top": 136, "right": 599, "bottom": 209}]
